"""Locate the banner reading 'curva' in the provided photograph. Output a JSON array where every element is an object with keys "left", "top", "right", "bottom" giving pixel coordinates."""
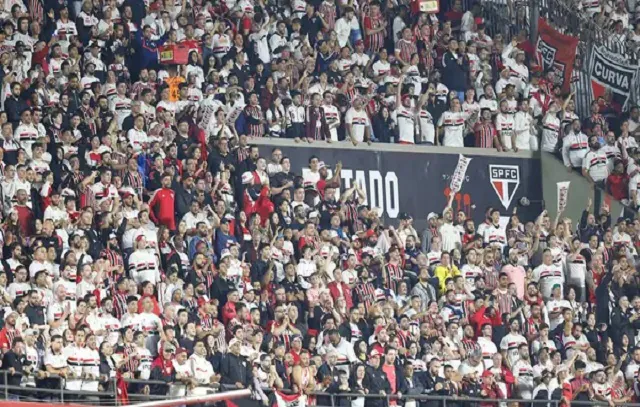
[{"left": 589, "top": 46, "right": 638, "bottom": 111}]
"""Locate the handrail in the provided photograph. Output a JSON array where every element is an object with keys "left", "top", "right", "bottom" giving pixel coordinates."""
[
  {"left": 2, "top": 370, "right": 640, "bottom": 406},
  {"left": 0, "top": 368, "right": 220, "bottom": 405}
]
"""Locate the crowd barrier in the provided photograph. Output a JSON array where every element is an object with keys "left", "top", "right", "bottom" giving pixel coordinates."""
[{"left": 0, "top": 371, "right": 637, "bottom": 407}]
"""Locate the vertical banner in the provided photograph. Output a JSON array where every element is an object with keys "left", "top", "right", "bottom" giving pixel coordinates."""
[
  {"left": 450, "top": 154, "right": 472, "bottom": 192},
  {"left": 557, "top": 181, "right": 571, "bottom": 213},
  {"left": 535, "top": 18, "right": 579, "bottom": 92},
  {"left": 589, "top": 46, "right": 638, "bottom": 111}
]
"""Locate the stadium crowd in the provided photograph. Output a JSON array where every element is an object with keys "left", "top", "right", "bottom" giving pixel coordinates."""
[{"left": 0, "top": 0, "right": 637, "bottom": 405}]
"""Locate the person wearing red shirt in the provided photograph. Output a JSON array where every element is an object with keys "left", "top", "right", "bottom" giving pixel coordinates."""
[
  {"left": 148, "top": 173, "right": 176, "bottom": 231},
  {"left": 606, "top": 159, "right": 628, "bottom": 201},
  {"left": 13, "top": 189, "right": 34, "bottom": 237},
  {"left": 381, "top": 348, "right": 403, "bottom": 405},
  {"left": 470, "top": 302, "right": 502, "bottom": 336},
  {"left": 0, "top": 311, "right": 20, "bottom": 352},
  {"left": 221, "top": 289, "right": 238, "bottom": 326},
  {"left": 480, "top": 370, "right": 504, "bottom": 407},
  {"left": 327, "top": 269, "right": 353, "bottom": 309}
]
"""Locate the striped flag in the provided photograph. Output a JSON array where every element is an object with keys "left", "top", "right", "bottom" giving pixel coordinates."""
[{"left": 29, "top": 0, "right": 44, "bottom": 23}]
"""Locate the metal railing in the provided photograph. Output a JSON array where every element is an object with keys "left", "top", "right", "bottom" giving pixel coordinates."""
[
  {"left": 0, "top": 370, "right": 221, "bottom": 405},
  {"left": 1, "top": 374, "right": 640, "bottom": 407}
]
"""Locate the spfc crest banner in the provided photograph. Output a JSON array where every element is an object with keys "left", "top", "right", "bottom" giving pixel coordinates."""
[{"left": 535, "top": 18, "right": 579, "bottom": 92}]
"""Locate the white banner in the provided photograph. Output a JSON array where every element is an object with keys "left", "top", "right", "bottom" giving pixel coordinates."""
[
  {"left": 557, "top": 181, "right": 571, "bottom": 213},
  {"left": 274, "top": 391, "right": 307, "bottom": 407},
  {"left": 450, "top": 154, "right": 472, "bottom": 192}
]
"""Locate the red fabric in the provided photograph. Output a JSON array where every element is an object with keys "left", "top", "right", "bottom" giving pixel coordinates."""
[
  {"left": 14, "top": 205, "right": 34, "bottom": 237},
  {"left": 535, "top": 18, "right": 579, "bottom": 92},
  {"left": 150, "top": 352, "right": 174, "bottom": 375},
  {"left": 561, "top": 381, "right": 573, "bottom": 407},
  {"left": 607, "top": 173, "right": 629, "bottom": 201},
  {"left": 470, "top": 306, "right": 502, "bottom": 336},
  {"left": 32, "top": 45, "right": 50, "bottom": 76},
  {"left": 242, "top": 186, "right": 274, "bottom": 225},
  {"left": 221, "top": 301, "right": 237, "bottom": 325},
  {"left": 0, "top": 327, "right": 11, "bottom": 351},
  {"left": 116, "top": 371, "right": 129, "bottom": 405},
  {"left": 480, "top": 383, "right": 504, "bottom": 407},
  {"left": 327, "top": 281, "right": 354, "bottom": 309}
]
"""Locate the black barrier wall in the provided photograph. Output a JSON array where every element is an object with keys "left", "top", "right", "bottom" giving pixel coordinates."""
[{"left": 252, "top": 140, "right": 543, "bottom": 228}]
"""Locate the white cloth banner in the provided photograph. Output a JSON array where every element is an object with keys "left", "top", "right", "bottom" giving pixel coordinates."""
[
  {"left": 450, "top": 154, "right": 472, "bottom": 192},
  {"left": 557, "top": 181, "right": 570, "bottom": 213}
]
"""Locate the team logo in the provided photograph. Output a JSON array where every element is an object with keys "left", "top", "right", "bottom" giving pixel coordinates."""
[
  {"left": 536, "top": 39, "right": 566, "bottom": 87},
  {"left": 489, "top": 165, "right": 520, "bottom": 210}
]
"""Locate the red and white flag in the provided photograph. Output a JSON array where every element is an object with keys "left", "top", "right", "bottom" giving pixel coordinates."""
[{"left": 274, "top": 391, "right": 307, "bottom": 407}]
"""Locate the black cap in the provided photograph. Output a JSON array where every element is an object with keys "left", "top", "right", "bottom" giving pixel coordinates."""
[{"left": 399, "top": 212, "right": 412, "bottom": 220}]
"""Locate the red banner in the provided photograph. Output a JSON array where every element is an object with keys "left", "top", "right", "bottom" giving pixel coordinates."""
[
  {"left": 158, "top": 41, "right": 202, "bottom": 65},
  {"left": 535, "top": 18, "right": 579, "bottom": 92}
]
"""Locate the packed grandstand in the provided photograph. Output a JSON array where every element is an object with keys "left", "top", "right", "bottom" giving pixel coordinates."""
[{"left": 0, "top": 0, "right": 636, "bottom": 405}]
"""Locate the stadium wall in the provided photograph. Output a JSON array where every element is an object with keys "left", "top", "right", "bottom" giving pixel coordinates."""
[{"left": 541, "top": 152, "right": 633, "bottom": 223}]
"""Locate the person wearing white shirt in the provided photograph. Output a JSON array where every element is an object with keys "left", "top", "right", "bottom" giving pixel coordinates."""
[
  {"left": 541, "top": 103, "right": 561, "bottom": 152},
  {"left": 478, "top": 325, "right": 498, "bottom": 369},
  {"left": 513, "top": 100, "right": 534, "bottom": 151},
  {"left": 483, "top": 209, "right": 506, "bottom": 249},
  {"left": 501, "top": 41, "right": 529, "bottom": 95},
  {"left": 296, "top": 247, "right": 317, "bottom": 289},
  {"left": 439, "top": 197, "right": 461, "bottom": 252},
  {"left": 189, "top": 340, "right": 218, "bottom": 395},
  {"left": 532, "top": 250, "right": 565, "bottom": 302},
  {"left": 345, "top": 98, "right": 371, "bottom": 144},
  {"left": 495, "top": 100, "right": 515, "bottom": 151},
  {"left": 562, "top": 120, "right": 589, "bottom": 169},
  {"left": 128, "top": 236, "right": 161, "bottom": 285},
  {"left": 512, "top": 345, "right": 534, "bottom": 398},
  {"left": 437, "top": 99, "right": 472, "bottom": 147},
  {"left": 269, "top": 22, "right": 289, "bottom": 59},
  {"left": 500, "top": 319, "right": 527, "bottom": 368},
  {"left": 394, "top": 76, "right": 417, "bottom": 144},
  {"left": 182, "top": 202, "right": 210, "bottom": 232},
  {"left": 582, "top": 136, "right": 609, "bottom": 185},
  {"left": 334, "top": 8, "right": 357, "bottom": 48}
]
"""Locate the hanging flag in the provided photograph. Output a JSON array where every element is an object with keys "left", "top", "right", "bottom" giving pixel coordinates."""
[
  {"left": 450, "top": 154, "right": 472, "bottom": 193},
  {"left": 535, "top": 18, "right": 579, "bottom": 92},
  {"left": 589, "top": 46, "right": 638, "bottom": 111},
  {"left": 274, "top": 391, "right": 308, "bottom": 407},
  {"left": 557, "top": 181, "right": 571, "bottom": 213}
]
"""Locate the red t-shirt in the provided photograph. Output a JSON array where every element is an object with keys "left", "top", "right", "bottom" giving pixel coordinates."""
[
  {"left": 382, "top": 364, "right": 397, "bottom": 405},
  {"left": 607, "top": 173, "right": 628, "bottom": 201}
]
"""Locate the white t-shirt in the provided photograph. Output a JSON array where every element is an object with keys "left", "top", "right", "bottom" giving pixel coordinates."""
[
  {"left": 495, "top": 113, "right": 515, "bottom": 150},
  {"left": 499, "top": 332, "right": 527, "bottom": 367},
  {"left": 531, "top": 264, "right": 564, "bottom": 300},
  {"left": 438, "top": 111, "right": 469, "bottom": 147},
  {"left": 345, "top": 108, "right": 371, "bottom": 142},
  {"left": 394, "top": 107, "right": 416, "bottom": 144},
  {"left": 418, "top": 109, "right": 435, "bottom": 144}
]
